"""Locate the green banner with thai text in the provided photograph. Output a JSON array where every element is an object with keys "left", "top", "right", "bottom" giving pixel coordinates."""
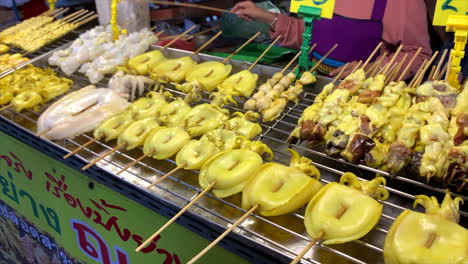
[{"left": 0, "top": 131, "right": 247, "bottom": 264}]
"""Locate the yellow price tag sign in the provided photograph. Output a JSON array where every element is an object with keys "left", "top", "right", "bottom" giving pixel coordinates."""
[
  {"left": 290, "top": 0, "right": 336, "bottom": 19},
  {"left": 433, "top": 0, "right": 468, "bottom": 26}
]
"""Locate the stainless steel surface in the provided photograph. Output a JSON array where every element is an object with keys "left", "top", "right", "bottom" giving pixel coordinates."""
[{"left": 1, "top": 40, "right": 466, "bottom": 264}]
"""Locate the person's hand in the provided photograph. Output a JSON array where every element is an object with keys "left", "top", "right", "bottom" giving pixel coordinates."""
[{"left": 231, "top": 1, "right": 276, "bottom": 24}]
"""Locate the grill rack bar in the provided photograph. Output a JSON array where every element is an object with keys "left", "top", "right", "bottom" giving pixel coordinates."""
[{"left": 1, "top": 41, "right": 466, "bottom": 264}]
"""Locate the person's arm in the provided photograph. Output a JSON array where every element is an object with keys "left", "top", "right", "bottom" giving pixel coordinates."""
[
  {"left": 232, "top": 1, "right": 304, "bottom": 50},
  {"left": 378, "top": 0, "right": 432, "bottom": 80}
]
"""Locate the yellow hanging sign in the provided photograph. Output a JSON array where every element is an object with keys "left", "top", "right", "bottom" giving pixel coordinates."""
[
  {"left": 290, "top": 0, "right": 336, "bottom": 19},
  {"left": 48, "top": 0, "right": 57, "bottom": 10},
  {"left": 433, "top": 0, "right": 468, "bottom": 26}
]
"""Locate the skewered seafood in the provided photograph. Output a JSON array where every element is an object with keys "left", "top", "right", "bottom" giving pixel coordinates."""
[
  {"left": 108, "top": 71, "right": 155, "bottom": 102},
  {"left": 183, "top": 104, "right": 229, "bottom": 137},
  {"left": 223, "top": 112, "right": 262, "bottom": 140},
  {"left": 150, "top": 56, "right": 197, "bottom": 83},
  {"left": 93, "top": 112, "right": 134, "bottom": 142},
  {"left": 49, "top": 25, "right": 113, "bottom": 75},
  {"left": 384, "top": 190, "right": 467, "bottom": 264},
  {"left": 128, "top": 50, "right": 166, "bottom": 75},
  {"left": 158, "top": 97, "right": 192, "bottom": 127},
  {"left": 304, "top": 173, "right": 389, "bottom": 244},
  {"left": 199, "top": 149, "right": 264, "bottom": 198},
  {"left": 117, "top": 117, "right": 160, "bottom": 150},
  {"left": 211, "top": 70, "right": 259, "bottom": 106},
  {"left": 174, "top": 61, "right": 232, "bottom": 94},
  {"left": 242, "top": 149, "right": 322, "bottom": 216},
  {"left": 125, "top": 91, "right": 168, "bottom": 120},
  {"left": 176, "top": 138, "right": 217, "bottom": 170},
  {"left": 143, "top": 126, "right": 191, "bottom": 160},
  {"left": 0, "top": 53, "right": 29, "bottom": 72},
  {"left": 0, "top": 65, "right": 73, "bottom": 111},
  {"left": 0, "top": 44, "right": 8, "bottom": 54},
  {"left": 37, "top": 85, "right": 129, "bottom": 140}
]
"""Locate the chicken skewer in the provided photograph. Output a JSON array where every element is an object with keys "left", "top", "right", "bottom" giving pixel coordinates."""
[{"left": 291, "top": 173, "right": 389, "bottom": 264}]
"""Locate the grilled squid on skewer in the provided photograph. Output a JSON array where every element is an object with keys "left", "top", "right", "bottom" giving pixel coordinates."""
[
  {"left": 127, "top": 49, "right": 166, "bottom": 75},
  {"left": 305, "top": 173, "right": 389, "bottom": 244},
  {"left": 117, "top": 117, "right": 160, "bottom": 150},
  {"left": 158, "top": 97, "right": 192, "bottom": 127},
  {"left": 183, "top": 104, "right": 229, "bottom": 137},
  {"left": 143, "top": 126, "right": 191, "bottom": 160},
  {"left": 242, "top": 149, "right": 322, "bottom": 216},
  {"left": 384, "top": 190, "right": 467, "bottom": 264},
  {"left": 150, "top": 56, "right": 197, "bottom": 83}
]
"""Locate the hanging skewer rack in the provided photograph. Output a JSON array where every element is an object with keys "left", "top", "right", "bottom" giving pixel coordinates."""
[{"left": 0, "top": 39, "right": 466, "bottom": 264}]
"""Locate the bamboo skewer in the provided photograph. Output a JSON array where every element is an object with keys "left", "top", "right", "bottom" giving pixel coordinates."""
[
  {"left": 190, "top": 26, "right": 220, "bottom": 39},
  {"left": 36, "top": 128, "right": 52, "bottom": 137},
  {"left": 160, "top": 25, "right": 198, "bottom": 52},
  {"left": 247, "top": 35, "right": 282, "bottom": 71},
  {"left": 350, "top": 60, "right": 363, "bottom": 74},
  {"left": 81, "top": 142, "right": 126, "bottom": 170},
  {"left": 281, "top": 43, "right": 317, "bottom": 75},
  {"left": 308, "top": 44, "right": 339, "bottom": 73},
  {"left": 76, "top": 14, "right": 98, "bottom": 27},
  {"left": 387, "top": 53, "right": 408, "bottom": 84},
  {"left": 438, "top": 62, "right": 449, "bottom": 80},
  {"left": 63, "top": 138, "right": 97, "bottom": 159},
  {"left": 291, "top": 44, "right": 317, "bottom": 73},
  {"left": 380, "top": 45, "right": 404, "bottom": 76},
  {"left": 146, "top": 162, "right": 188, "bottom": 189},
  {"left": 428, "top": 65, "right": 437, "bottom": 81},
  {"left": 290, "top": 206, "right": 348, "bottom": 264},
  {"left": 50, "top": 7, "right": 69, "bottom": 18},
  {"left": 222, "top": 32, "right": 261, "bottom": 63},
  {"left": 370, "top": 52, "right": 388, "bottom": 77},
  {"left": 0, "top": 104, "right": 12, "bottom": 112},
  {"left": 445, "top": 52, "right": 452, "bottom": 81},
  {"left": 61, "top": 9, "right": 87, "bottom": 23},
  {"left": 432, "top": 49, "right": 448, "bottom": 80},
  {"left": 332, "top": 63, "right": 349, "bottom": 83},
  {"left": 414, "top": 51, "right": 439, "bottom": 87},
  {"left": 154, "top": 0, "right": 234, "bottom": 14},
  {"left": 116, "top": 152, "right": 151, "bottom": 175},
  {"left": 190, "top": 31, "right": 223, "bottom": 58},
  {"left": 397, "top": 47, "right": 422, "bottom": 82},
  {"left": 71, "top": 12, "right": 96, "bottom": 25},
  {"left": 187, "top": 204, "right": 260, "bottom": 264},
  {"left": 136, "top": 181, "right": 217, "bottom": 252},
  {"left": 362, "top": 41, "right": 383, "bottom": 70},
  {"left": 408, "top": 59, "right": 427, "bottom": 88}
]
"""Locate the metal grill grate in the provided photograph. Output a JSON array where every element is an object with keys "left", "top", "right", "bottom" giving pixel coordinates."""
[{"left": 0, "top": 42, "right": 466, "bottom": 264}]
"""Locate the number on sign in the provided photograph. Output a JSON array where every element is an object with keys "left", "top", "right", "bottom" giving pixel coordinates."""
[
  {"left": 442, "top": 0, "right": 458, "bottom": 12},
  {"left": 313, "top": 0, "right": 328, "bottom": 4}
]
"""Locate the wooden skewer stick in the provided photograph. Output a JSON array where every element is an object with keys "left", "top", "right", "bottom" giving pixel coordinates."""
[
  {"left": 414, "top": 51, "right": 439, "bottom": 87},
  {"left": 116, "top": 152, "right": 152, "bottom": 175},
  {"left": 154, "top": 1, "right": 234, "bottom": 14},
  {"left": 0, "top": 104, "right": 12, "bottom": 112},
  {"left": 75, "top": 14, "right": 98, "bottom": 27},
  {"left": 381, "top": 45, "right": 404, "bottom": 76},
  {"left": 190, "top": 31, "right": 223, "bottom": 58},
  {"left": 36, "top": 128, "right": 52, "bottom": 137},
  {"left": 291, "top": 44, "right": 318, "bottom": 72},
  {"left": 61, "top": 9, "right": 87, "bottom": 23},
  {"left": 362, "top": 41, "right": 383, "bottom": 70},
  {"left": 332, "top": 63, "right": 350, "bottom": 83},
  {"left": 437, "top": 61, "right": 449, "bottom": 80},
  {"left": 397, "top": 47, "right": 422, "bottom": 82},
  {"left": 370, "top": 52, "right": 388, "bottom": 77},
  {"left": 70, "top": 11, "right": 94, "bottom": 24},
  {"left": 190, "top": 26, "right": 220, "bottom": 39},
  {"left": 308, "top": 44, "right": 339, "bottom": 73},
  {"left": 388, "top": 53, "right": 408, "bottom": 83},
  {"left": 82, "top": 142, "right": 126, "bottom": 170},
  {"left": 408, "top": 59, "right": 427, "bottom": 88},
  {"left": 428, "top": 65, "right": 437, "bottom": 81},
  {"left": 160, "top": 25, "right": 198, "bottom": 52},
  {"left": 247, "top": 35, "right": 282, "bottom": 71},
  {"left": 350, "top": 60, "right": 363, "bottom": 74},
  {"left": 146, "top": 162, "right": 188, "bottom": 189},
  {"left": 445, "top": 51, "right": 452, "bottom": 81},
  {"left": 290, "top": 206, "right": 348, "bottom": 264},
  {"left": 47, "top": 7, "right": 65, "bottom": 17},
  {"left": 280, "top": 43, "right": 317, "bottom": 75},
  {"left": 63, "top": 138, "right": 97, "bottom": 159},
  {"left": 222, "top": 32, "right": 261, "bottom": 63},
  {"left": 187, "top": 204, "right": 260, "bottom": 264},
  {"left": 290, "top": 231, "right": 324, "bottom": 264},
  {"left": 136, "top": 181, "right": 217, "bottom": 252},
  {"left": 50, "top": 7, "right": 69, "bottom": 18},
  {"left": 41, "top": 8, "right": 59, "bottom": 16},
  {"left": 432, "top": 49, "right": 448, "bottom": 80}
]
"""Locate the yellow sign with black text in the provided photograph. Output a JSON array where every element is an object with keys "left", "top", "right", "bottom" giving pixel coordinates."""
[
  {"left": 433, "top": 0, "right": 468, "bottom": 26},
  {"left": 290, "top": 0, "right": 336, "bottom": 19}
]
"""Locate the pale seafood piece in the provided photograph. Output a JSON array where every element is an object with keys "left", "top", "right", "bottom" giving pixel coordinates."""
[
  {"left": 37, "top": 85, "right": 129, "bottom": 140},
  {"left": 158, "top": 98, "right": 192, "bottom": 127},
  {"left": 184, "top": 104, "right": 229, "bottom": 137},
  {"left": 199, "top": 149, "right": 263, "bottom": 198},
  {"left": 218, "top": 70, "right": 259, "bottom": 97},
  {"left": 384, "top": 190, "right": 467, "bottom": 264},
  {"left": 128, "top": 49, "right": 166, "bottom": 75},
  {"left": 93, "top": 112, "right": 134, "bottom": 142},
  {"left": 201, "top": 129, "right": 240, "bottom": 151},
  {"left": 224, "top": 112, "right": 262, "bottom": 140},
  {"left": 176, "top": 138, "right": 217, "bottom": 170},
  {"left": 186, "top": 61, "right": 232, "bottom": 92},
  {"left": 150, "top": 56, "right": 197, "bottom": 83},
  {"left": 126, "top": 92, "right": 167, "bottom": 120},
  {"left": 242, "top": 149, "right": 322, "bottom": 216},
  {"left": 117, "top": 117, "right": 160, "bottom": 150},
  {"left": 143, "top": 126, "right": 190, "bottom": 160},
  {"left": 11, "top": 91, "right": 43, "bottom": 112},
  {"left": 304, "top": 173, "right": 389, "bottom": 244}
]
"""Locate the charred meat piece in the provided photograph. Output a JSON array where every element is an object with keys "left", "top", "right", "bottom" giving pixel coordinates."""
[
  {"left": 454, "top": 113, "right": 468, "bottom": 146},
  {"left": 325, "top": 130, "right": 348, "bottom": 156},
  {"left": 358, "top": 89, "right": 381, "bottom": 104},
  {"left": 385, "top": 142, "right": 413, "bottom": 174},
  {"left": 341, "top": 134, "right": 376, "bottom": 164},
  {"left": 300, "top": 120, "right": 326, "bottom": 142}
]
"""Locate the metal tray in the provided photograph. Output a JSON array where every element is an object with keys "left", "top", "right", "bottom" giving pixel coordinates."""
[{"left": 1, "top": 40, "right": 466, "bottom": 264}]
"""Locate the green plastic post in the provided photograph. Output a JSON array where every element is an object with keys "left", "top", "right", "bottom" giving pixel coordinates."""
[{"left": 295, "top": 6, "right": 321, "bottom": 77}]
